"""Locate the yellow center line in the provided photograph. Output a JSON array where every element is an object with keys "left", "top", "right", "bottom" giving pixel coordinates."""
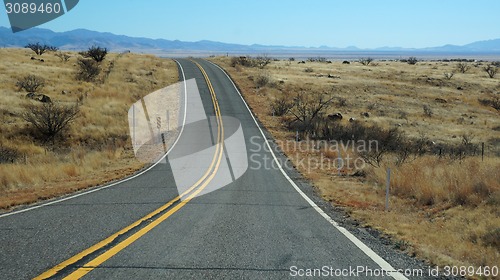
[{"left": 35, "top": 60, "right": 224, "bottom": 280}]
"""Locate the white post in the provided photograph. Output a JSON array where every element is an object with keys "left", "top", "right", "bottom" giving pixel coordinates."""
[{"left": 385, "top": 168, "right": 391, "bottom": 211}]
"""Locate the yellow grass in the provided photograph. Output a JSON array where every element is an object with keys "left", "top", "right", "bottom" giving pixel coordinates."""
[{"left": 0, "top": 48, "right": 178, "bottom": 209}]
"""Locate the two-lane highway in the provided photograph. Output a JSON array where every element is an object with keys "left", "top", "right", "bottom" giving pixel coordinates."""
[{"left": 0, "top": 59, "right": 412, "bottom": 279}]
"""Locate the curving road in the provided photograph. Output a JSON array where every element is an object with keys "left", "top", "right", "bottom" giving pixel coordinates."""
[{"left": 0, "top": 59, "right": 426, "bottom": 279}]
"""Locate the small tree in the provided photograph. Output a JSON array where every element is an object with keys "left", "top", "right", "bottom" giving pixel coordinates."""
[
  {"left": 80, "top": 45, "right": 108, "bottom": 63},
  {"left": 359, "top": 57, "right": 373, "bottom": 66},
  {"left": 25, "top": 43, "right": 58, "bottom": 56},
  {"left": 407, "top": 57, "right": 418, "bottom": 65},
  {"left": 76, "top": 58, "right": 100, "bottom": 82},
  {"left": 484, "top": 64, "right": 498, "bottom": 78},
  {"left": 16, "top": 75, "right": 45, "bottom": 92},
  {"left": 23, "top": 102, "right": 80, "bottom": 143},
  {"left": 456, "top": 62, "right": 470, "bottom": 73},
  {"left": 289, "top": 90, "right": 334, "bottom": 133}
]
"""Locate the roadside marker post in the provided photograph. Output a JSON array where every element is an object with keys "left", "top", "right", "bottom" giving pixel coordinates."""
[{"left": 385, "top": 168, "right": 391, "bottom": 211}]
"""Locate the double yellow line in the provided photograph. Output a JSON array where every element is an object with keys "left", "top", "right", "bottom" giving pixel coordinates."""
[{"left": 35, "top": 61, "right": 224, "bottom": 280}]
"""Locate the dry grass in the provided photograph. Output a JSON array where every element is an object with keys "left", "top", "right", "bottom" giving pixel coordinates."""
[
  {"left": 0, "top": 48, "right": 178, "bottom": 209},
  {"left": 212, "top": 56, "right": 500, "bottom": 276}
]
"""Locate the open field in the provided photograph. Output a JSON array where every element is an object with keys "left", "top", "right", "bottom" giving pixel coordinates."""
[
  {"left": 0, "top": 48, "right": 178, "bottom": 209},
  {"left": 212, "top": 56, "right": 500, "bottom": 275}
]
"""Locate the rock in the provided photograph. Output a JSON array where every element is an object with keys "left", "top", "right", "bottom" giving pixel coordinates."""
[
  {"left": 457, "top": 86, "right": 463, "bottom": 90},
  {"left": 61, "top": 90, "right": 70, "bottom": 95},
  {"left": 435, "top": 98, "right": 447, "bottom": 103},
  {"left": 38, "top": 94, "right": 52, "bottom": 103},
  {"left": 25, "top": 92, "right": 36, "bottom": 99},
  {"left": 327, "top": 113, "right": 343, "bottom": 121},
  {"left": 361, "top": 112, "right": 370, "bottom": 118},
  {"left": 349, "top": 117, "right": 357, "bottom": 122}
]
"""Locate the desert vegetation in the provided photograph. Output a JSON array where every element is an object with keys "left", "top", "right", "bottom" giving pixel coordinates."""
[
  {"left": 212, "top": 56, "right": 499, "bottom": 275},
  {"left": 0, "top": 48, "right": 178, "bottom": 209}
]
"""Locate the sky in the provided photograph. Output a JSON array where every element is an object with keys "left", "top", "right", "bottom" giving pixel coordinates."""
[{"left": 1, "top": 0, "right": 499, "bottom": 48}]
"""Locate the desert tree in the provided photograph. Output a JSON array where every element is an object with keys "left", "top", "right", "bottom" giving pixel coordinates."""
[
  {"left": 358, "top": 57, "right": 374, "bottom": 66},
  {"left": 25, "top": 42, "right": 58, "bottom": 56},
  {"left": 484, "top": 64, "right": 498, "bottom": 78},
  {"left": 456, "top": 62, "right": 470, "bottom": 73},
  {"left": 16, "top": 75, "right": 45, "bottom": 92},
  {"left": 407, "top": 57, "right": 418, "bottom": 65},
  {"left": 80, "top": 45, "right": 108, "bottom": 63},
  {"left": 23, "top": 102, "right": 80, "bottom": 143},
  {"left": 289, "top": 90, "right": 334, "bottom": 133},
  {"left": 76, "top": 58, "right": 100, "bottom": 82}
]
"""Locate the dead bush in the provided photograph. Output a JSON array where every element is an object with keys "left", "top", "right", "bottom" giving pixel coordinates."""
[{"left": 16, "top": 75, "right": 45, "bottom": 92}]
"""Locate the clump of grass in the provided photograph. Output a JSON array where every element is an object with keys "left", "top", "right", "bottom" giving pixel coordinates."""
[{"left": 369, "top": 157, "right": 499, "bottom": 207}]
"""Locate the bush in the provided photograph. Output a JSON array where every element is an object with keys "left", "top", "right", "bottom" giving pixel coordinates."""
[
  {"left": 80, "top": 45, "right": 108, "bottom": 63},
  {"left": 23, "top": 102, "right": 80, "bottom": 143},
  {"left": 255, "top": 72, "right": 271, "bottom": 88},
  {"left": 0, "top": 145, "right": 20, "bottom": 164},
  {"left": 25, "top": 42, "right": 58, "bottom": 56},
  {"left": 270, "top": 94, "right": 294, "bottom": 116},
  {"left": 456, "top": 62, "right": 470, "bottom": 73},
  {"left": 407, "top": 57, "right": 418, "bottom": 65},
  {"left": 479, "top": 97, "right": 500, "bottom": 111},
  {"left": 484, "top": 64, "right": 498, "bottom": 78},
  {"left": 304, "top": 67, "right": 314, "bottom": 73},
  {"left": 76, "top": 58, "right": 100, "bottom": 82},
  {"left": 358, "top": 57, "right": 373, "bottom": 66},
  {"left": 16, "top": 75, "right": 45, "bottom": 92}
]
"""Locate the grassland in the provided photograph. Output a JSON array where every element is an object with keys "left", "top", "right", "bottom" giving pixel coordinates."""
[
  {"left": 0, "top": 48, "right": 178, "bottom": 209},
  {"left": 212, "top": 56, "right": 499, "bottom": 275}
]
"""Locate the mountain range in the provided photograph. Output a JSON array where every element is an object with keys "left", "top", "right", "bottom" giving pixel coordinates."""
[{"left": 1, "top": 26, "right": 499, "bottom": 56}]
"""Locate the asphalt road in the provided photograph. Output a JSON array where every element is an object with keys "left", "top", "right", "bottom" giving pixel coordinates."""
[{"left": 0, "top": 59, "right": 427, "bottom": 279}]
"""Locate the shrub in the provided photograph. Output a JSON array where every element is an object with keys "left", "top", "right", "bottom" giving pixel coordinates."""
[
  {"left": 358, "top": 57, "right": 373, "bottom": 66},
  {"left": 22, "top": 102, "right": 80, "bottom": 143},
  {"left": 484, "top": 64, "right": 498, "bottom": 78},
  {"left": 80, "top": 45, "right": 108, "bottom": 63},
  {"left": 76, "top": 58, "right": 100, "bottom": 82},
  {"left": 16, "top": 75, "right": 45, "bottom": 92},
  {"left": 0, "top": 145, "right": 20, "bottom": 164},
  {"left": 456, "top": 62, "right": 470, "bottom": 73},
  {"left": 407, "top": 57, "right": 418, "bottom": 65},
  {"left": 304, "top": 67, "right": 314, "bottom": 73},
  {"left": 270, "top": 94, "right": 294, "bottom": 116},
  {"left": 255, "top": 72, "right": 271, "bottom": 88},
  {"left": 25, "top": 42, "right": 58, "bottom": 56}
]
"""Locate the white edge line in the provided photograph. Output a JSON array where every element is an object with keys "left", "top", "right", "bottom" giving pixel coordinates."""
[
  {"left": 0, "top": 60, "right": 188, "bottom": 219},
  {"left": 207, "top": 60, "right": 408, "bottom": 280}
]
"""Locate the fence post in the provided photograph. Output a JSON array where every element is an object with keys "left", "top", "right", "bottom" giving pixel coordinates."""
[
  {"left": 385, "top": 168, "right": 391, "bottom": 211},
  {"left": 481, "top": 142, "right": 485, "bottom": 162}
]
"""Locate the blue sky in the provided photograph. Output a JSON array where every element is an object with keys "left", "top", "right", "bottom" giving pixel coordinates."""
[{"left": 1, "top": 0, "right": 499, "bottom": 48}]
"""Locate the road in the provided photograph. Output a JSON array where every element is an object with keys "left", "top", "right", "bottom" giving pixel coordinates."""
[{"left": 0, "top": 59, "right": 421, "bottom": 279}]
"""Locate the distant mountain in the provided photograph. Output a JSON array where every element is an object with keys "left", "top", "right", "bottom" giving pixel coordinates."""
[{"left": 1, "top": 26, "right": 499, "bottom": 56}]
